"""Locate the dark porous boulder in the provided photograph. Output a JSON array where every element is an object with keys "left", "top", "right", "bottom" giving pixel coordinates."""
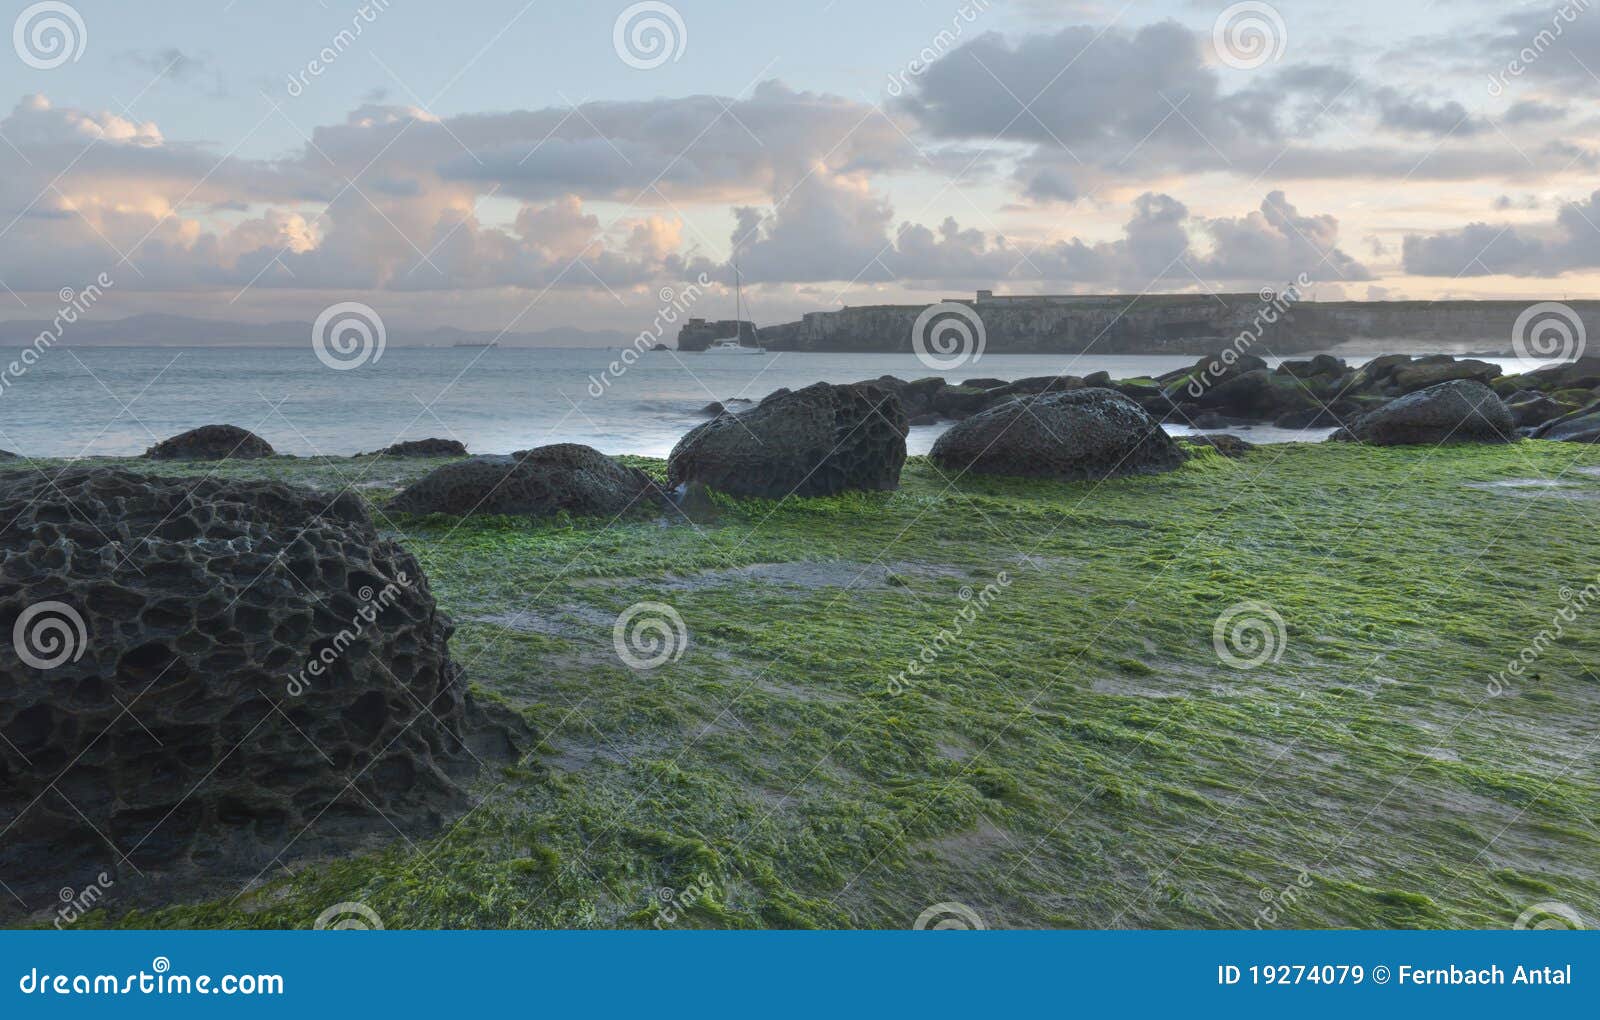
[
  {"left": 1505, "top": 393, "right": 1567, "bottom": 429},
  {"left": 0, "top": 450, "right": 16, "bottom": 460},
  {"left": 1161, "top": 351, "right": 1269, "bottom": 396},
  {"left": 668, "top": 382, "right": 907, "bottom": 498},
  {"left": 1275, "top": 354, "right": 1348, "bottom": 380},
  {"left": 145, "top": 424, "right": 274, "bottom": 461},
  {"left": 984, "top": 376, "right": 1084, "bottom": 402},
  {"left": 0, "top": 467, "right": 474, "bottom": 900},
  {"left": 1334, "top": 380, "right": 1516, "bottom": 446},
  {"left": 1387, "top": 357, "right": 1501, "bottom": 395},
  {"left": 962, "top": 377, "right": 1009, "bottom": 390},
  {"left": 1191, "top": 368, "right": 1316, "bottom": 419},
  {"left": 364, "top": 438, "right": 468, "bottom": 458},
  {"left": 1531, "top": 402, "right": 1600, "bottom": 443},
  {"left": 930, "top": 385, "right": 997, "bottom": 420},
  {"left": 1179, "top": 434, "right": 1256, "bottom": 458},
  {"left": 930, "top": 387, "right": 1184, "bottom": 481},
  {"left": 1524, "top": 357, "right": 1600, "bottom": 393},
  {"left": 867, "top": 376, "right": 945, "bottom": 418},
  {"left": 391, "top": 443, "right": 663, "bottom": 518}
]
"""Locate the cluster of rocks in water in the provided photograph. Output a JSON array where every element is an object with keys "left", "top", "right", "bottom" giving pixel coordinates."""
[
  {"left": 857, "top": 351, "right": 1600, "bottom": 442},
  {"left": 65, "top": 352, "right": 1600, "bottom": 521}
]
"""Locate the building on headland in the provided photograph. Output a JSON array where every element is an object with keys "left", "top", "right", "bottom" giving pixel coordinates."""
[{"left": 676, "top": 290, "right": 1600, "bottom": 354}]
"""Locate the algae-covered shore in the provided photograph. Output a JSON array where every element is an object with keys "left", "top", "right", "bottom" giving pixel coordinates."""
[{"left": 27, "top": 439, "right": 1600, "bottom": 930}]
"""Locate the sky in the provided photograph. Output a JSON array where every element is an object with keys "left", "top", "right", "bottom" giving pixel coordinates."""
[{"left": 0, "top": 0, "right": 1596, "bottom": 339}]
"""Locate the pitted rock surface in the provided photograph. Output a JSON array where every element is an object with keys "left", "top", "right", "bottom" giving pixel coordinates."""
[
  {"left": 363, "top": 438, "right": 468, "bottom": 458},
  {"left": 667, "top": 382, "right": 908, "bottom": 498},
  {"left": 1334, "top": 380, "right": 1515, "bottom": 446},
  {"left": 0, "top": 467, "right": 468, "bottom": 900},
  {"left": 930, "top": 387, "right": 1184, "bottom": 481},
  {"left": 145, "top": 424, "right": 274, "bottom": 461},
  {"left": 389, "top": 443, "right": 661, "bottom": 518}
]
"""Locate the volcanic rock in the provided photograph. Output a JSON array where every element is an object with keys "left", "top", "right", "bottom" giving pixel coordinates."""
[
  {"left": 668, "top": 382, "right": 907, "bottom": 498},
  {"left": 1332, "top": 380, "right": 1515, "bottom": 446},
  {"left": 0, "top": 467, "right": 471, "bottom": 899},
  {"left": 390, "top": 444, "right": 663, "bottom": 518},
  {"left": 930, "top": 387, "right": 1184, "bottom": 481},
  {"left": 145, "top": 425, "right": 274, "bottom": 461}
]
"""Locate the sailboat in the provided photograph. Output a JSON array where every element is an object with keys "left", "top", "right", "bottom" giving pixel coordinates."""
[{"left": 704, "top": 253, "right": 766, "bottom": 354}]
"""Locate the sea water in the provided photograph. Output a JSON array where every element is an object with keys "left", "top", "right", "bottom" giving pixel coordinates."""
[{"left": 0, "top": 346, "right": 1554, "bottom": 459}]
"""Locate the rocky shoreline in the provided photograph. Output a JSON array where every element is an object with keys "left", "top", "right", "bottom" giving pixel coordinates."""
[
  {"left": 2, "top": 350, "right": 1595, "bottom": 918},
  {"left": 850, "top": 352, "right": 1600, "bottom": 440}
]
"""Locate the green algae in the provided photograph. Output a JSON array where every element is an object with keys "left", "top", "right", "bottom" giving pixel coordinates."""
[{"left": 27, "top": 438, "right": 1600, "bottom": 930}]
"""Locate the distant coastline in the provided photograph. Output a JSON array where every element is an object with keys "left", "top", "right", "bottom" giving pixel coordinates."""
[{"left": 678, "top": 292, "right": 1599, "bottom": 357}]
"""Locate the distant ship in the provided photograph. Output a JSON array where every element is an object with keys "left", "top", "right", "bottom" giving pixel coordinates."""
[{"left": 453, "top": 340, "right": 500, "bottom": 348}]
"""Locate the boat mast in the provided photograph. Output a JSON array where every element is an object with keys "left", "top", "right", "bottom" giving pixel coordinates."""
[{"left": 733, "top": 249, "right": 742, "bottom": 344}]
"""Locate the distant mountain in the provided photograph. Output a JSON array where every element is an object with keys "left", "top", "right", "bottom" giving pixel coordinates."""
[{"left": 0, "top": 312, "right": 631, "bottom": 348}]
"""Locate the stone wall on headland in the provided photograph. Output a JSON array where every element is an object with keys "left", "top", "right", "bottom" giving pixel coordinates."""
[{"left": 677, "top": 291, "right": 1600, "bottom": 354}]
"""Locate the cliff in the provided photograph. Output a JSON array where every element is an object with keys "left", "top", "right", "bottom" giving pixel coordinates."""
[{"left": 678, "top": 292, "right": 1600, "bottom": 355}]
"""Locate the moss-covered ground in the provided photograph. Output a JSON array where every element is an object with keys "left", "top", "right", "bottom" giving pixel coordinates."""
[{"left": 33, "top": 439, "right": 1600, "bottom": 929}]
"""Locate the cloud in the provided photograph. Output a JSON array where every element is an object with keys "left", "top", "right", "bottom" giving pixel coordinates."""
[
  {"left": 1199, "top": 191, "right": 1374, "bottom": 282},
  {"left": 1484, "top": 6, "right": 1600, "bottom": 89},
  {"left": 898, "top": 22, "right": 1583, "bottom": 200},
  {"left": 1372, "top": 88, "right": 1482, "bottom": 137},
  {"left": 1504, "top": 99, "right": 1569, "bottom": 124},
  {"left": 733, "top": 177, "right": 1367, "bottom": 290},
  {"left": 1402, "top": 190, "right": 1600, "bottom": 276},
  {"left": 117, "top": 48, "right": 226, "bottom": 97}
]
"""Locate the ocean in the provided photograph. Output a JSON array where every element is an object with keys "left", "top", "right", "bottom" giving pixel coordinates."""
[{"left": 0, "top": 346, "right": 1552, "bottom": 460}]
